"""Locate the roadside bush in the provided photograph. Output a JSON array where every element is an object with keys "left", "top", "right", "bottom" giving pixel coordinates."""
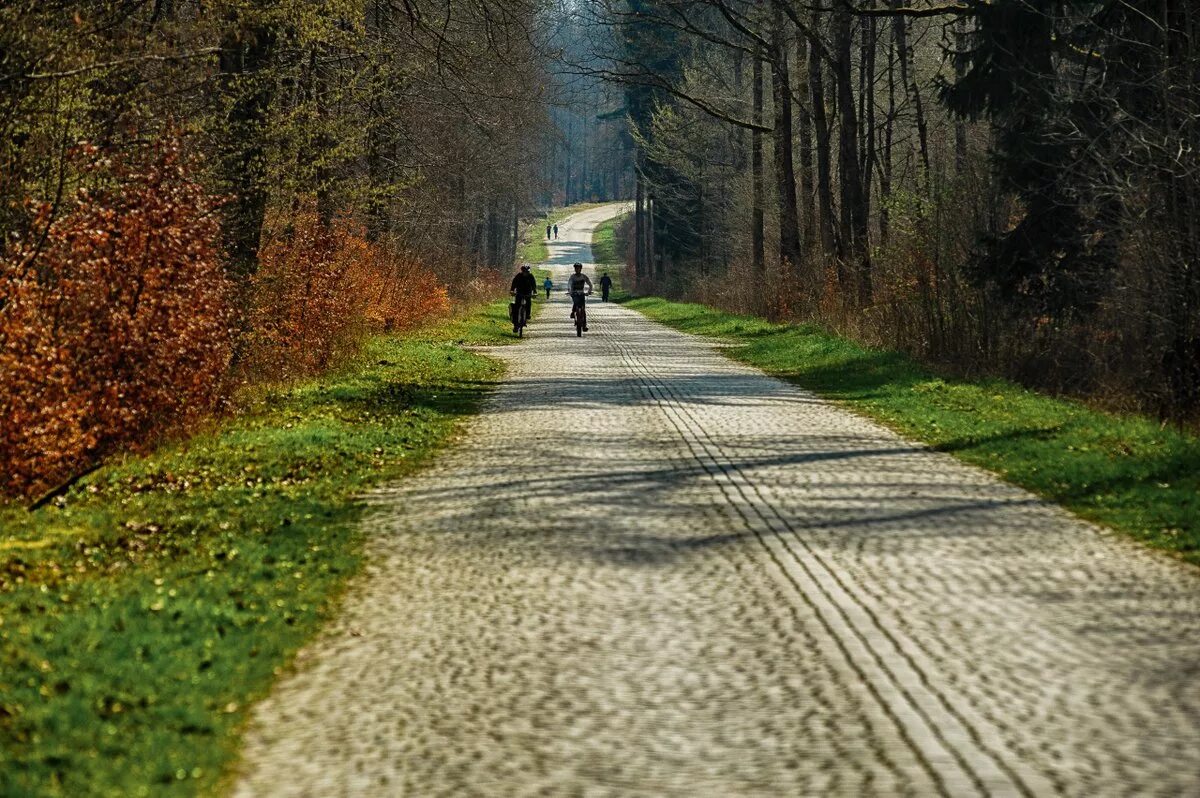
[
  {"left": 453, "top": 266, "right": 505, "bottom": 306},
  {"left": 243, "top": 209, "right": 450, "bottom": 380},
  {"left": 353, "top": 241, "right": 450, "bottom": 332},
  {"left": 0, "top": 140, "right": 233, "bottom": 498},
  {"left": 242, "top": 211, "right": 362, "bottom": 380}
]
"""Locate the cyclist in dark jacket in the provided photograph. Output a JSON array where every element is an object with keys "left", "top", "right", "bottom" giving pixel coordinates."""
[{"left": 510, "top": 265, "right": 536, "bottom": 331}]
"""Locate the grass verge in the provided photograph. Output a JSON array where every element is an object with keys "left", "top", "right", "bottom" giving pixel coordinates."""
[
  {"left": 590, "top": 212, "right": 632, "bottom": 299},
  {"left": 621, "top": 296, "right": 1200, "bottom": 562},
  {"left": 590, "top": 212, "right": 629, "bottom": 268},
  {"left": 0, "top": 299, "right": 516, "bottom": 796}
]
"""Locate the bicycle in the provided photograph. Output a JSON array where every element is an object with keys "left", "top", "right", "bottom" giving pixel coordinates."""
[
  {"left": 570, "top": 290, "right": 591, "bottom": 337},
  {"left": 511, "top": 292, "right": 532, "bottom": 337}
]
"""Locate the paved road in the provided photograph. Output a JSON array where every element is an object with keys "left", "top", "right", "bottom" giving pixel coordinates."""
[{"left": 235, "top": 204, "right": 1200, "bottom": 796}]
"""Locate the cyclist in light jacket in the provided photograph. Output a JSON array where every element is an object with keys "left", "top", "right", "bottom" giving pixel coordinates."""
[{"left": 566, "top": 262, "right": 592, "bottom": 331}]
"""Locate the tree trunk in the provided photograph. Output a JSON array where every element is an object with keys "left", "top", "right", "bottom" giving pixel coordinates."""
[
  {"left": 365, "top": 122, "right": 387, "bottom": 242},
  {"left": 893, "top": 3, "right": 930, "bottom": 187},
  {"left": 457, "top": 175, "right": 468, "bottom": 256},
  {"left": 954, "top": 16, "right": 969, "bottom": 174},
  {"left": 635, "top": 165, "right": 645, "bottom": 279},
  {"left": 808, "top": 15, "right": 837, "bottom": 258},
  {"left": 648, "top": 193, "right": 659, "bottom": 278},
  {"left": 510, "top": 204, "right": 519, "bottom": 265},
  {"left": 879, "top": 21, "right": 896, "bottom": 246},
  {"left": 752, "top": 48, "right": 766, "bottom": 277},
  {"left": 486, "top": 199, "right": 499, "bottom": 268},
  {"left": 833, "top": 4, "right": 870, "bottom": 301},
  {"left": 795, "top": 30, "right": 815, "bottom": 254},
  {"left": 861, "top": 4, "right": 877, "bottom": 244},
  {"left": 771, "top": 9, "right": 802, "bottom": 269},
  {"left": 564, "top": 115, "right": 574, "bottom": 204},
  {"left": 218, "top": 24, "right": 275, "bottom": 282},
  {"left": 698, "top": 162, "right": 708, "bottom": 267}
]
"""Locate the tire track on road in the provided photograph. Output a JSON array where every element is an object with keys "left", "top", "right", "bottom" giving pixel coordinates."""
[{"left": 603, "top": 326, "right": 1051, "bottom": 798}]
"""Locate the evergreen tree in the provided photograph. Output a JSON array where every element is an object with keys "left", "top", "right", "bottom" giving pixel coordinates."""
[
  {"left": 620, "top": 0, "right": 702, "bottom": 271},
  {"left": 943, "top": 4, "right": 1125, "bottom": 316}
]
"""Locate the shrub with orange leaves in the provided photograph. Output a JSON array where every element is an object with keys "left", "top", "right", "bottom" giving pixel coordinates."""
[
  {"left": 242, "top": 208, "right": 450, "bottom": 381},
  {"left": 352, "top": 244, "right": 450, "bottom": 333},
  {"left": 241, "top": 212, "right": 362, "bottom": 380},
  {"left": 0, "top": 139, "right": 233, "bottom": 498}
]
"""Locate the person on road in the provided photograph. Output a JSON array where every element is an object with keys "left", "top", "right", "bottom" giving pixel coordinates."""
[
  {"left": 543, "top": 275, "right": 553, "bottom": 299},
  {"left": 510, "top": 264, "right": 536, "bottom": 333},
  {"left": 545, "top": 224, "right": 552, "bottom": 240},
  {"left": 553, "top": 223, "right": 559, "bottom": 240},
  {"left": 566, "top": 262, "right": 592, "bottom": 332},
  {"left": 599, "top": 272, "right": 613, "bottom": 302}
]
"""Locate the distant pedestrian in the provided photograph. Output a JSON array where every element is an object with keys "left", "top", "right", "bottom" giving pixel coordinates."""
[
  {"left": 599, "top": 272, "right": 613, "bottom": 302},
  {"left": 546, "top": 224, "right": 552, "bottom": 240},
  {"left": 553, "top": 224, "right": 559, "bottom": 240},
  {"left": 543, "top": 276, "right": 553, "bottom": 299}
]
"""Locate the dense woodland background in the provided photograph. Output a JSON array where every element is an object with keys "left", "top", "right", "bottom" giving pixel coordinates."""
[
  {"left": 596, "top": 0, "right": 1199, "bottom": 424},
  {"left": 0, "top": 0, "right": 578, "bottom": 497},
  {"left": 1, "top": 0, "right": 1198, "bottom": 498}
]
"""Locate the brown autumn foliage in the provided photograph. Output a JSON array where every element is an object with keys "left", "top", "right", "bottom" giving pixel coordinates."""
[
  {"left": 343, "top": 225, "right": 451, "bottom": 334},
  {"left": 0, "top": 140, "right": 234, "bottom": 498},
  {"left": 241, "top": 208, "right": 450, "bottom": 381}
]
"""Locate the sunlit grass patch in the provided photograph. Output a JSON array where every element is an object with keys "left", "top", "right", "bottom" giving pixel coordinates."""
[
  {"left": 590, "top": 212, "right": 628, "bottom": 267},
  {"left": 590, "top": 212, "right": 631, "bottom": 299},
  {"left": 416, "top": 296, "right": 533, "bottom": 345},
  {"left": 0, "top": 310, "right": 504, "bottom": 796}
]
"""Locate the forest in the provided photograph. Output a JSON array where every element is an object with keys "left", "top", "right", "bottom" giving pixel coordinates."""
[
  {"left": 588, "top": 0, "right": 1199, "bottom": 423},
  {"left": 2, "top": 1, "right": 1198, "bottom": 498},
  {"left": 0, "top": 0, "right": 599, "bottom": 498}
]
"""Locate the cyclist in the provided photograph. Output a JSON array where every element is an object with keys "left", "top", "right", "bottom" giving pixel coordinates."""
[
  {"left": 566, "top": 262, "right": 593, "bottom": 331},
  {"left": 510, "top": 264, "right": 536, "bottom": 333}
]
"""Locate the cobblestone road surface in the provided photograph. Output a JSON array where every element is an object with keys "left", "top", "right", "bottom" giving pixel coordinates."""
[{"left": 235, "top": 205, "right": 1200, "bottom": 797}]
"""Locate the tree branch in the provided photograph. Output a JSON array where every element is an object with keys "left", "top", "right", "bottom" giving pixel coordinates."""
[{"left": 24, "top": 47, "right": 222, "bottom": 80}]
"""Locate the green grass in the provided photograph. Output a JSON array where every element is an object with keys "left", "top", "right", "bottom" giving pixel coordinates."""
[
  {"left": 590, "top": 212, "right": 631, "bottom": 299},
  {"left": 418, "top": 295, "right": 539, "bottom": 344},
  {"left": 622, "top": 296, "right": 1200, "bottom": 562},
  {"left": 590, "top": 212, "right": 628, "bottom": 268},
  {"left": 518, "top": 235, "right": 549, "bottom": 266},
  {"left": 0, "top": 301, "right": 514, "bottom": 796}
]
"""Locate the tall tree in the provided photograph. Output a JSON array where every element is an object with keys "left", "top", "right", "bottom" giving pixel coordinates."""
[{"left": 770, "top": 1, "right": 801, "bottom": 268}]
